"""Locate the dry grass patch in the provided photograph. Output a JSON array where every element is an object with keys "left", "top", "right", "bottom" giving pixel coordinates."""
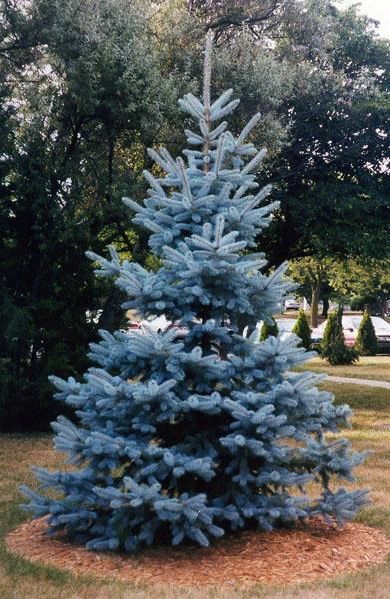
[
  {"left": 301, "top": 356, "right": 390, "bottom": 382},
  {"left": 321, "top": 382, "right": 390, "bottom": 519}
]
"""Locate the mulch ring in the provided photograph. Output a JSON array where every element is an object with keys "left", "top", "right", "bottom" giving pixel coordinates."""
[{"left": 6, "top": 517, "right": 390, "bottom": 588}]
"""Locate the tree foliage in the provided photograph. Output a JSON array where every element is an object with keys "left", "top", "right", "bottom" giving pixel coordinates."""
[
  {"left": 292, "top": 309, "right": 311, "bottom": 350},
  {"left": 288, "top": 258, "right": 331, "bottom": 327},
  {"left": 328, "top": 259, "right": 390, "bottom": 315},
  {"left": 355, "top": 312, "right": 378, "bottom": 356},
  {"left": 259, "top": 318, "right": 279, "bottom": 341},
  {"left": 321, "top": 307, "right": 358, "bottom": 366},
  {"left": 1, "top": 0, "right": 388, "bottom": 429},
  {"left": 157, "top": 1, "right": 390, "bottom": 263},
  {"left": 22, "top": 34, "right": 367, "bottom": 552},
  {"left": 0, "top": 0, "right": 182, "bottom": 430},
  {"left": 289, "top": 256, "right": 390, "bottom": 326}
]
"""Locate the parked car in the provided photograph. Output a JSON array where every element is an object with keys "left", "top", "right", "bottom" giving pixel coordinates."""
[
  {"left": 284, "top": 298, "right": 300, "bottom": 311},
  {"left": 311, "top": 315, "right": 390, "bottom": 352}
]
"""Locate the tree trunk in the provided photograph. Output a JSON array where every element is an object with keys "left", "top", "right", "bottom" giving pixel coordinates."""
[
  {"left": 311, "top": 284, "right": 321, "bottom": 328},
  {"left": 99, "top": 286, "right": 127, "bottom": 332},
  {"left": 322, "top": 297, "right": 329, "bottom": 319},
  {"left": 105, "top": 136, "right": 134, "bottom": 254}
]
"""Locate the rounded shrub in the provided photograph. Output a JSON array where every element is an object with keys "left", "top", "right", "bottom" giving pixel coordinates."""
[
  {"left": 259, "top": 318, "right": 279, "bottom": 341},
  {"left": 355, "top": 312, "right": 378, "bottom": 356},
  {"left": 321, "top": 307, "right": 359, "bottom": 365},
  {"left": 292, "top": 309, "right": 311, "bottom": 350}
]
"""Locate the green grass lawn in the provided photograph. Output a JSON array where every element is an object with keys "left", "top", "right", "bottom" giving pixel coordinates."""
[
  {"left": 0, "top": 383, "right": 389, "bottom": 598},
  {"left": 299, "top": 355, "right": 390, "bottom": 382}
]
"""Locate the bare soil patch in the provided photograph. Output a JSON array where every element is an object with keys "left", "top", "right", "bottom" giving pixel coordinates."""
[{"left": 6, "top": 518, "right": 390, "bottom": 588}]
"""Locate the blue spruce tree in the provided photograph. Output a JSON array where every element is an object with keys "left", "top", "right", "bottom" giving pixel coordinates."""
[{"left": 21, "top": 32, "right": 368, "bottom": 553}]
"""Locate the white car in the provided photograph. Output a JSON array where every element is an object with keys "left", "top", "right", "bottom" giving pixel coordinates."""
[{"left": 284, "top": 298, "right": 300, "bottom": 311}]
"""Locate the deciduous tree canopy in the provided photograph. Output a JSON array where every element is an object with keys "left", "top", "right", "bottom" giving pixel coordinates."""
[{"left": 1, "top": 0, "right": 388, "bottom": 430}]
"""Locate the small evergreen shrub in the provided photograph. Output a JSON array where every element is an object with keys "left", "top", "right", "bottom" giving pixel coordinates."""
[
  {"left": 292, "top": 309, "right": 311, "bottom": 350},
  {"left": 355, "top": 312, "right": 378, "bottom": 356},
  {"left": 259, "top": 318, "right": 279, "bottom": 341},
  {"left": 321, "top": 307, "right": 359, "bottom": 365}
]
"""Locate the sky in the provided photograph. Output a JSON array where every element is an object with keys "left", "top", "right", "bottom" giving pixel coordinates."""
[{"left": 338, "top": 0, "right": 390, "bottom": 38}]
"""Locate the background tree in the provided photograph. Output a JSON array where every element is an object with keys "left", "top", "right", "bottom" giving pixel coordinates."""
[
  {"left": 156, "top": 1, "right": 389, "bottom": 266},
  {"left": 289, "top": 256, "right": 390, "bottom": 326},
  {"left": 1, "top": 0, "right": 389, "bottom": 430},
  {"left": 288, "top": 257, "right": 331, "bottom": 327},
  {"left": 0, "top": 0, "right": 182, "bottom": 430},
  {"left": 328, "top": 259, "right": 390, "bottom": 316},
  {"left": 261, "top": 1, "right": 389, "bottom": 265},
  {"left": 187, "top": 0, "right": 290, "bottom": 40}
]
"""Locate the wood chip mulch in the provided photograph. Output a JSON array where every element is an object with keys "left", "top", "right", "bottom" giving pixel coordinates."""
[{"left": 6, "top": 517, "right": 390, "bottom": 588}]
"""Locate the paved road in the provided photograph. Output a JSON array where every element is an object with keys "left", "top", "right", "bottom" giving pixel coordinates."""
[{"left": 327, "top": 375, "right": 390, "bottom": 390}]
